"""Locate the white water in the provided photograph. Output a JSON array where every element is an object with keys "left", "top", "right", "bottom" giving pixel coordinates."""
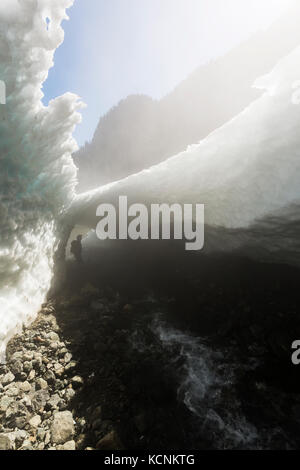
[{"left": 153, "top": 319, "right": 260, "bottom": 449}]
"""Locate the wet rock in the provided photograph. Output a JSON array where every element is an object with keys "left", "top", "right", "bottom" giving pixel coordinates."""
[
  {"left": 92, "top": 418, "right": 102, "bottom": 431},
  {"left": 92, "top": 405, "right": 102, "bottom": 421},
  {"left": 134, "top": 413, "right": 148, "bottom": 434},
  {"left": 96, "top": 430, "right": 124, "bottom": 450}
]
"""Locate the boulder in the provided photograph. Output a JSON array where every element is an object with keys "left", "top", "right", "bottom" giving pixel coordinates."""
[
  {"left": 57, "top": 440, "right": 76, "bottom": 450},
  {"left": 51, "top": 411, "right": 75, "bottom": 445}
]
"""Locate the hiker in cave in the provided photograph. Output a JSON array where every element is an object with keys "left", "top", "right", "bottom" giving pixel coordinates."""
[{"left": 70, "top": 234, "right": 83, "bottom": 263}]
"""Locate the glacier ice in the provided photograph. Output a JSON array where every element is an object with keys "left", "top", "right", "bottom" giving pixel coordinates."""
[{"left": 0, "top": 0, "right": 83, "bottom": 360}]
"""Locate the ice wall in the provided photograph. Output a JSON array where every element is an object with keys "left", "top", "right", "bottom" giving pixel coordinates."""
[
  {"left": 0, "top": 0, "right": 83, "bottom": 360},
  {"left": 69, "top": 44, "right": 300, "bottom": 266}
]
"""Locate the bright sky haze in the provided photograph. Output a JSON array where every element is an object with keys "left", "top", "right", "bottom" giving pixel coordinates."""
[{"left": 43, "top": 0, "right": 291, "bottom": 146}]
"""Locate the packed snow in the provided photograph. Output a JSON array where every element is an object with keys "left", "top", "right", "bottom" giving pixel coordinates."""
[{"left": 69, "top": 43, "right": 300, "bottom": 266}]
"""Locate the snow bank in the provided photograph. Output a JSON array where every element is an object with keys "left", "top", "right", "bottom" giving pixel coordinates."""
[{"left": 70, "top": 44, "right": 300, "bottom": 266}]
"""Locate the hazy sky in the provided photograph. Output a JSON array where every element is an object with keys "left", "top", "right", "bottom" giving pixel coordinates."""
[{"left": 43, "top": 0, "right": 290, "bottom": 146}]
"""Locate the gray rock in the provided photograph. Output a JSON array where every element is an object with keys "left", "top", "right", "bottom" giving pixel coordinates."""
[
  {"left": 51, "top": 411, "right": 75, "bottom": 445},
  {"left": 32, "top": 357, "right": 43, "bottom": 371},
  {"left": 20, "top": 395, "right": 32, "bottom": 409},
  {"left": 46, "top": 394, "right": 61, "bottom": 410},
  {"left": 44, "top": 431, "right": 51, "bottom": 446},
  {"left": 65, "top": 361, "right": 77, "bottom": 372},
  {"left": 36, "top": 378, "right": 48, "bottom": 390},
  {"left": 0, "top": 395, "right": 14, "bottom": 413},
  {"left": 1, "top": 372, "right": 15, "bottom": 386},
  {"left": 18, "top": 372, "right": 28, "bottom": 382},
  {"left": 71, "top": 376, "right": 84, "bottom": 389},
  {"left": 23, "top": 352, "right": 34, "bottom": 361},
  {"left": 10, "top": 360, "right": 23, "bottom": 376},
  {"left": 23, "top": 361, "right": 33, "bottom": 373},
  {"left": 5, "top": 384, "right": 19, "bottom": 397},
  {"left": 64, "top": 353, "right": 72, "bottom": 364},
  {"left": 58, "top": 348, "right": 68, "bottom": 357},
  {"left": 19, "top": 381, "right": 31, "bottom": 393},
  {"left": 32, "top": 390, "right": 50, "bottom": 412},
  {"left": 53, "top": 363, "right": 64, "bottom": 377},
  {"left": 46, "top": 332, "right": 60, "bottom": 342},
  {"left": 5, "top": 430, "right": 28, "bottom": 449},
  {"left": 57, "top": 440, "right": 76, "bottom": 450},
  {"left": 28, "top": 370, "right": 36, "bottom": 381},
  {"left": 64, "top": 388, "right": 76, "bottom": 402},
  {"left": 37, "top": 428, "right": 46, "bottom": 441},
  {"left": 44, "top": 370, "right": 56, "bottom": 384},
  {"left": 19, "top": 439, "right": 34, "bottom": 451},
  {"left": 9, "top": 351, "right": 23, "bottom": 363},
  {"left": 0, "top": 433, "right": 15, "bottom": 450},
  {"left": 29, "top": 415, "right": 42, "bottom": 428}
]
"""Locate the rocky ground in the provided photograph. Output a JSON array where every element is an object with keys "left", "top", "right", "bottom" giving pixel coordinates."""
[
  {"left": 1, "top": 250, "right": 300, "bottom": 451},
  {"left": 0, "top": 284, "right": 196, "bottom": 451},
  {"left": 0, "top": 303, "right": 77, "bottom": 450}
]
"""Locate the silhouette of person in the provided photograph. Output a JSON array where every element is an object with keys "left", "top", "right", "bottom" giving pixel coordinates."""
[{"left": 70, "top": 234, "right": 83, "bottom": 263}]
